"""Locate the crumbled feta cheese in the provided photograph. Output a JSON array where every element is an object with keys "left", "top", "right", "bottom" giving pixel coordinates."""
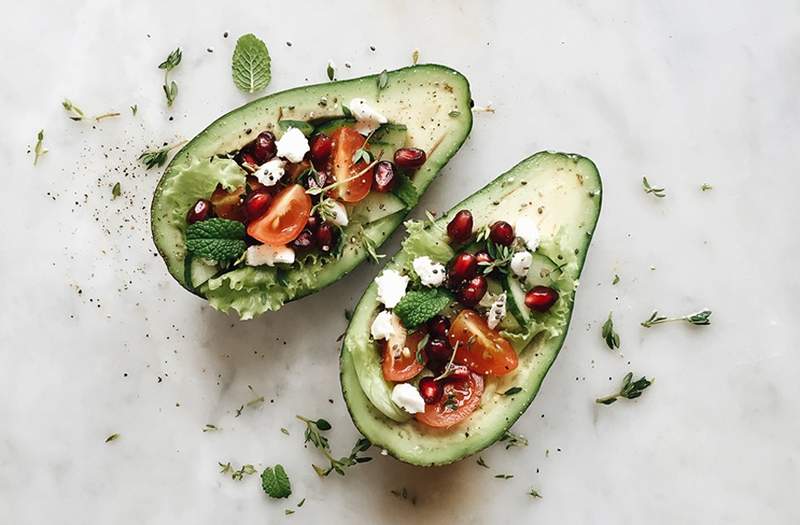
[
  {"left": 254, "top": 158, "right": 286, "bottom": 186},
  {"left": 349, "top": 98, "right": 388, "bottom": 135},
  {"left": 487, "top": 292, "right": 507, "bottom": 329},
  {"left": 391, "top": 383, "right": 425, "bottom": 414},
  {"left": 370, "top": 310, "right": 397, "bottom": 341},
  {"left": 375, "top": 269, "right": 408, "bottom": 308},
  {"left": 510, "top": 251, "right": 533, "bottom": 277},
  {"left": 412, "top": 256, "right": 446, "bottom": 287},
  {"left": 245, "top": 243, "right": 295, "bottom": 267},
  {"left": 515, "top": 217, "right": 540, "bottom": 251},
  {"left": 275, "top": 127, "right": 310, "bottom": 163},
  {"left": 328, "top": 199, "right": 349, "bottom": 227}
]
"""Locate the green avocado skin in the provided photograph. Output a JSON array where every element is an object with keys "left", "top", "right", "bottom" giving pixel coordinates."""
[
  {"left": 340, "top": 151, "right": 603, "bottom": 466},
  {"left": 150, "top": 65, "right": 473, "bottom": 317}
]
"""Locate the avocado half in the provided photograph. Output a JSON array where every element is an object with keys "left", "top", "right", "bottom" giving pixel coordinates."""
[
  {"left": 150, "top": 65, "right": 472, "bottom": 319},
  {"left": 340, "top": 152, "right": 602, "bottom": 466}
]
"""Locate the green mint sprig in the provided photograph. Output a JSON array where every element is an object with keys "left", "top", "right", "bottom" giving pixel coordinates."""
[
  {"left": 261, "top": 464, "right": 292, "bottom": 498},
  {"left": 185, "top": 218, "right": 247, "bottom": 262},
  {"left": 393, "top": 288, "right": 452, "bottom": 329}
]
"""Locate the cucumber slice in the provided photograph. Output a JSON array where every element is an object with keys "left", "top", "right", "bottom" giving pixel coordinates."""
[
  {"left": 349, "top": 192, "right": 407, "bottom": 223},
  {"left": 525, "top": 253, "right": 560, "bottom": 288},
  {"left": 504, "top": 274, "right": 530, "bottom": 324}
]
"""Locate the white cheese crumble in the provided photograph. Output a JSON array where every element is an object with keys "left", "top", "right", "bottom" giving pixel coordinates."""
[
  {"left": 275, "top": 127, "right": 310, "bottom": 163},
  {"left": 328, "top": 199, "right": 349, "bottom": 227},
  {"left": 370, "top": 310, "right": 397, "bottom": 341},
  {"left": 487, "top": 292, "right": 507, "bottom": 330},
  {"left": 349, "top": 98, "right": 388, "bottom": 135},
  {"left": 245, "top": 243, "right": 295, "bottom": 267},
  {"left": 391, "top": 383, "right": 425, "bottom": 414},
  {"left": 412, "top": 256, "right": 446, "bottom": 287},
  {"left": 375, "top": 269, "right": 409, "bottom": 308},
  {"left": 254, "top": 158, "right": 286, "bottom": 186},
  {"left": 515, "top": 217, "right": 540, "bottom": 251},
  {"left": 510, "top": 251, "right": 533, "bottom": 277}
]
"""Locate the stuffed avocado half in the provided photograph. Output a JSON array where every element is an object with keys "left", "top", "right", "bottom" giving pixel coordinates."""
[
  {"left": 151, "top": 65, "right": 472, "bottom": 319},
  {"left": 340, "top": 151, "right": 602, "bottom": 466}
]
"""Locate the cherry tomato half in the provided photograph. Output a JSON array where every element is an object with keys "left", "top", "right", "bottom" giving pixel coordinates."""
[
  {"left": 448, "top": 309, "right": 519, "bottom": 376},
  {"left": 329, "top": 127, "right": 372, "bottom": 203},
  {"left": 382, "top": 329, "right": 428, "bottom": 382},
  {"left": 246, "top": 184, "right": 311, "bottom": 244},
  {"left": 415, "top": 372, "right": 484, "bottom": 428}
]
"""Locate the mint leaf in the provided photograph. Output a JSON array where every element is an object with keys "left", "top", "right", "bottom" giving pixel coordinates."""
[
  {"left": 232, "top": 34, "right": 271, "bottom": 93},
  {"left": 394, "top": 288, "right": 452, "bottom": 328},
  {"left": 261, "top": 464, "right": 292, "bottom": 499},
  {"left": 392, "top": 173, "right": 418, "bottom": 208},
  {"left": 185, "top": 218, "right": 246, "bottom": 262},
  {"left": 278, "top": 120, "right": 314, "bottom": 137}
]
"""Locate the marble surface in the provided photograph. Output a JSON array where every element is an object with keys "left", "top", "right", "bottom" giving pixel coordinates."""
[{"left": 2, "top": 1, "right": 798, "bottom": 523}]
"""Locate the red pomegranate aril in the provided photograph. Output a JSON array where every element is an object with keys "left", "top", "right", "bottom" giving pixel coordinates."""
[
  {"left": 291, "top": 229, "right": 315, "bottom": 252},
  {"left": 251, "top": 131, "right": 277, "bottom": 164},
  {"left": 305, "top": 215, "right": 321, "bottom": 232},
  {"left": 372, "top": 161, "right": 396, "bottom": 192},
  {"left": 244, "top": 190, "right": 272, "bottom": 220},
  {"left": 458, "top": 275, "right": 488, "bottom": 307},
  {"left": 425, "top": 338, "right": 451, "bottom": 361},
  {"left": 489, "top": 221, "right": 515, "bottom": 246},
  {"left": 475, "top": 251, "right": 494, "bottom": 265},
  {"left": 525, "top": 285, "right": 559, "bottom": 312},
  {"left": 186, "top": 199, "right": 212, "bottom": 224},
  {"left": 394, "top": 147, "right": 427, "bottom": 170},
  {"left": 428, "top": 315, "right": 450, "bottom": 339},
  {"left": 446, "top": 210, "right": 473, "bottom": 243},
  {"left": 448, "top": 253, "right": 478, "bottom": 286},
  {"left": 238, "top": 151, "right": 258, "bottom": 170},
  {"left": 418, "top": 377, "right": 444, "bottom": 404},
  {"left": 315, "top": 222, "right": 337, "bottom": 252},
  {"left": 309, "top": 133, "right": 333, "bottom": 164}
]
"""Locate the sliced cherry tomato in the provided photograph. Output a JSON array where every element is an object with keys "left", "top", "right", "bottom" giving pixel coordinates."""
[
  {"left": 246, "top": 184, "right": 311, "bottom": 244},
  {"left": 382, "top": 328, "right": 428, "bottom": 382},
  {"left": 329, "top": 127, "right": 372, "bottom": 202},
  {"left": 448, "top": 309, "right": 519, "bottom": 376},
  {"left": 210, "top": 184, "right": 246, "bottom": 222},
  {"left": 415, "top": 373, "right": 484, "bottom": 428}
]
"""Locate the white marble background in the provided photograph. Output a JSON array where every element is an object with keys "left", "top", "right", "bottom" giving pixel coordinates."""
[{"left": 1, "top": 1, "right": 798, "bottom": 523}]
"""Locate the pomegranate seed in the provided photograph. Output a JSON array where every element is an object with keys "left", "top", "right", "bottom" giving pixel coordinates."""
[
  {"left": 237, "top": 151, "right": 258, "bottom": 170},
  {"left": 418, "top": 377, "right": 443, "bottom": 404},
  {"left": 372, "top": 161, "right": 396, "bottom": 192},
  {"left": 309, "top": 133, "right": 333, "bottom": 164},
  {"left": 458, "top": 275, "right": 488, "bottom": 306},
  {"left": 489, "top": 221, "right": 515, "bottom": 246},
  {"left": 446, "top": 210, "right": 473, "bottom": 243},
  {"left": 475, "top": 251, "right": 494, "bottom": 265},
  {"left": 448, "top": 253, "right": 478, "bottom": 286},
  {"left": 428, "top": 315, "right": 450, "bottom": 339},
  {"left": 315, "top": 222, "right": 337, "bottom": 252},
  {"left": 251, "top": 131, "right": 277, "bottom": 164},
  {"left": 305, "top": 215, "right": 321, "bottom": 232},
  {"left": 244, "top": 190, "right": 272, "bottom": 220},
  {"left": 394, "top": 148, "right": 426, "bottom": 170},
  {"left": 446, "top": 364, "right": 470, "bottom": 382},
  {"left": 524, "top": 285, "right": 559, "bottom": 312},
  {"left": 291, "top": 229, "right": 315, "bottom": 252},
  {"left": 425, "top": 338, "right": 451, "bottom": 361},
  {"left": 186, "top": 199, "right": 212, "bottom": 224}
]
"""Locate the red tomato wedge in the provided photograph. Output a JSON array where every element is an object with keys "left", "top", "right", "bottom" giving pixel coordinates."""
[
  {"left": 246, "top": 184, "right": 311, "bottom": 244},
  {"left": 448, "top": 309, "right": 519, "bottom": 376},
  {"left": 382, "top": 329, "right": 428, "bottom": 382},
  {"left": 415, "top": 373, "right": 484, "bottom": 428},
  {"left": 329, "top": 127, "right": 372, "bottom": 203}
]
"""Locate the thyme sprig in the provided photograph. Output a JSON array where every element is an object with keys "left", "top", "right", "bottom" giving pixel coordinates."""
[
  {"left": 596, "top": 372, "right": 653, "bottom": 405},
  {"left": 642, "top": 177, "right": 666, "bottom": 198},
  {"left": 601, "top": 312, "right": 620, "bottom": 350},
  {"left": 159, "top": 48, "right": 182, "bottom": 107},
  {"left": 297, "top": 415, "right": 371, "bottom": 477},
  {"left": 499, "top": 430, "right": 528, "bottom": 449},
  {"left": 138, "top": 141, "right": 186, "bottom": 169},
  {"left": 641, "top": 309, "right": 712, "bottom": 328}
]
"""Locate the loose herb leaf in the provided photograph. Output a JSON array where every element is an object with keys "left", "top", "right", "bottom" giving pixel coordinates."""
[
  {"left": 476, "top": 456, "right": 490, "bottom": 468},
  {"left": 642, "top": 176, "right": 666, "bottom": 198},
  {"left": 297, "top": 415, "right": 331, "bottom": 450},
  {"left": 601, "top": 312, "right": 621, "bottom": 350},
  {"left": 94, "top": 112, "right": 120, "bottom": 122},
  {"left": 701, "top": 183, "right": 713, "bottom": 191},
  {"left": 105, "top": 433, "right": 120, "bottom": 443},
  {"left": 285, "top": 509, "right": 295, "bottom": 515},
  {"left": 130, "top": 104, "right": 138, "bottom": 116},
  {"left": 377, "top": 69, "right": 389, "bottom": 91},
  {"left": 138, "top": 141, "right": 185, "bottom": 169},
  {"left": 341, "top": 104, "right": 352, "bottom": 118},
  {"left": 158, "top": 48, "right": 182, "bottom": 107},
  {"left": 499, "top": 430, "right": 528, "bottom": 449},
  {"left": 111, "top": 182, "right": 121, "bottom": 199},
  {"left": 33, "top": 129, "right": 47, "bottom": 165},
  {"left": 412, "top": 49, "right": 420, "bottom": 65},
  {"left": 185, "top": 218, "right": 247, "bottom": 262},
  {"left": 326, "top": 60, "right": 335, "bottom": 81},
  {"left": 448, "top": 110, "right": 460, "bottom": 117},
  {"left": 281, "top": 427, "right": 290, "bottom": 436},
  {"left": 528, "top": 488, "right": 543, "bottom": 499},
  {"left": 159, "top": 48, "right": 182, "bottom": 71},
  {"left": 261, "top": 464, "right": 292, "bottom": 498},
  {"left": 223, "top": 463, "right": 257, "bottom": 481},
  {"left": 394, "top": 288, "right": 452, "bottom": 328},
  {"left": 495, "top": 474, "right": 514, "bottom": 479},
  {"left": 596, "top": 372, "right": 653, "bottom": 405},
  {"left": 612, "top": 274, "right": 620, "bottom": 285},
  {"left": 232, "top": 34, "right": 271, "bottom": 93},
  {"left": 641, "top": 309, "right": 712, "bottom": 328},
  {"left": 501, "top": 386, "right": 523, "bottom": 396},
  {"left": 202, "top": 424, "right": 219, "bottom": 432},
  {"left": 62, "top": 99, "right": 85, "bottom": 121}
]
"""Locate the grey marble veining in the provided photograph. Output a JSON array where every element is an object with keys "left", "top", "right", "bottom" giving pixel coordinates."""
[{"left": 1, "top": 0, "right": 798, "bottom": 523}]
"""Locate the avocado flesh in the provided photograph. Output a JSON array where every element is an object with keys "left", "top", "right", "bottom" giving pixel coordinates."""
[
  {"left": 150, "top": 65, "right": 473, "bottom": 319},
  {"left": 340, "top": 152, "right": 602, "bottom": 466}
]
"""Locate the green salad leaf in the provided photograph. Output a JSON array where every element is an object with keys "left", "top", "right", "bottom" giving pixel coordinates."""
[
  {"left": 261, "top": 464, "right": 292, "bottom": 499},
  {"left": 185, "top": 218, "right": 246, "bottom": 262},
  {"left": 278, "top": 120, "right": 314, "bottom": 137},
  {"left": 394, "top": 288, "right": 452, "bottom": 328},
  {"left": 232, "top": 34, "right": 271, "bottom": 93}
]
